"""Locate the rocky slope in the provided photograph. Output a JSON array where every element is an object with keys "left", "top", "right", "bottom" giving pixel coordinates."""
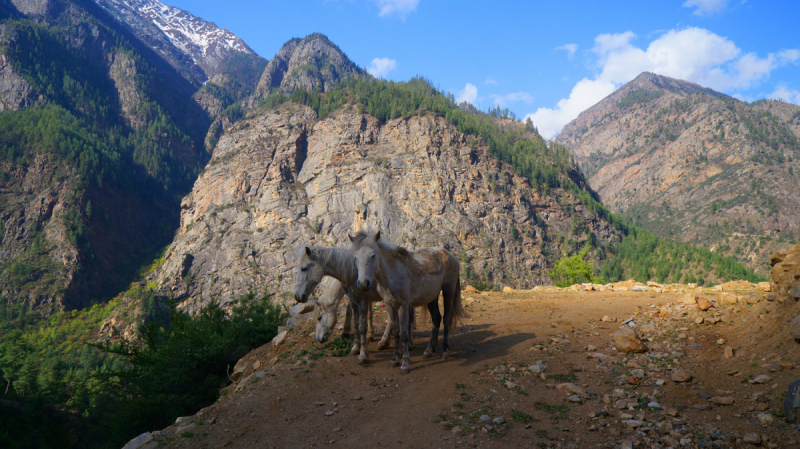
[
  {"left": 152, "top": 102, "right": 620, "bottom": 311},
  {"left": 557, "top": 72, "right": 800, "bottom": 274}
]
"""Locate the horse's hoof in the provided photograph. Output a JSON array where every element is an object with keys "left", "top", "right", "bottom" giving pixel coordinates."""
[
  {"left": 377, "top": 343, "right": 388, "bottom": 351},
  {"left": 400, "top": 366, "right": 411, "bottom": 374},
  {"left": 350, "top": 349, "right": 359, "bottom": 356},
  {"left": 442, "top": 351, "right": 450, "bottom": 359},
  {"left": 356, "top": 358, "right": 366, "bottom": 365},
  {"left": 389, "top": 360, "right": 400, "bottom": 368},
  {"left": 422, "top": 351, "right": 432, "bottom": 359}
]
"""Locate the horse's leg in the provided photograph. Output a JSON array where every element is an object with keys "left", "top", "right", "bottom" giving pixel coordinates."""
[
  {"left": 442, "top": 286, "right": 454, "bottom": 358},
  {"left": 342, "top": 300, "right": 353, "bottom": 340},
  {"left": 367, "top": 302, "right": 375, "bottom": 342},
  {"left": 387, "top": 306, "right": 401, "bottom": 367},
  {"left": 356, "top": 299, "right": 369, "bottom": 365},
  {"left": 377, "top": 311, "right": 391, "bottom": 350},
  {"left": 399, "top": 303, "right": 412, "bottom": 374},
  {"left": 408, "top": 307, "right": 415, "bottom": 351},
  {"left": 423, "top": 301, "right": 442, "bottom": 359},
  {"left": 348, "top": 298, "right": 361, "bottom": 356}
]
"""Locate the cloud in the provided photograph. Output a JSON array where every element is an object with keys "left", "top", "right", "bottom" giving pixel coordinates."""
[
  {"left": 524, "top": 27, "right": 800, "bottom": 139},
  {"left": 555, "top": 43, "right": 578, "bottom": 59},
  {"left": 375, "top": 0, "right": 420, "bottom": 18},
  {"left": 456, "top": 83, "right": 478, "bottom": 105},
  {"left": 367, "top": 58, "right": 397, "bottom": 78},
  {"left": 769, "top": 85, "right": 800, "bottom": 105},
  {"left": 682, "top": 0, "right": 728, "bottom": 16},
  {"left": 492, "top": 92, "right": 534, "bottom": 107},
  {"left": 484, "top": 76, "right": 498, "bottom": 85}
]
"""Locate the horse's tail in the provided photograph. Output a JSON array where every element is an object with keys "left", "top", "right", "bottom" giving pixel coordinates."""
[{"left": 448, "top": 271, "right": 469, "bottom": 330}]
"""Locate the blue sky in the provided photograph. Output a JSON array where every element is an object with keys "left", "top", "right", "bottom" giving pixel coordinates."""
[{"left": 171, "top": 0, "right": 799, "bottom": 138}]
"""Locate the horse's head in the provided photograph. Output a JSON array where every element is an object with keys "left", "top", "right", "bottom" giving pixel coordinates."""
[
  {"left": 315, "top": 298, "right": 338, "bottom": 343},
  {"left": 349, "top": 230, "right": 380, "bottom": 292},
  {"left": 293, "top": 246, "right": 325, "bottom": 303}
]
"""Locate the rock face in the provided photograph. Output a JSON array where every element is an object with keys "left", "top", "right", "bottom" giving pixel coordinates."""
[
  {"left": 557, "top": 72, "right": 800, "bottom": 275},
  {"left": 785, "top": 379, "right": 800, "bottom": 423},
  {"left": 152, "top": 103, "right": 621, "bottom": 311},
  {"left": 770, "top": 243, "right": 800, "bottom": 302}
]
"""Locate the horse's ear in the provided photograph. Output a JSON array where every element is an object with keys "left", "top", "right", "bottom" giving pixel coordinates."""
[
  {"left": 375, "top": 230, "right": 381, "bottom": 241},
  {"left": 305, "top": 246, "right": 312, "bottom": 256},
  {"left": 348, "top": 234, "right": 354, "bottom": 242}
]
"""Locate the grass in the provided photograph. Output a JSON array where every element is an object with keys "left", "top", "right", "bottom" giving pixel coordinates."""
[
  {"left": 510, "top": 409, "right": 533, "bottom": 423},
  {"left": 546, "top": 373, "right": 578, "bottom": 382},
  {"left": 534, "top": 401, "right": 569, "bottom": 421}
]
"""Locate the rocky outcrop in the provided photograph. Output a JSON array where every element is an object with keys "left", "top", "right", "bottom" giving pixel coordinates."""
[
  {"left": 557, "top": 72, "right": 800, "bottom": 274},
  {"left": 770, "top": 243, "right": 800, "bottom": 302},
  {"left": 152, "top": 103, "right": 620, "bottom": 311},
  {"left": 252, "top": 33, "right": 365, "bottom": 99}
]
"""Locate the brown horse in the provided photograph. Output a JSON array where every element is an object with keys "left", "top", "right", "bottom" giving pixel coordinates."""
[{"left": 350, "top": 230, "right": 467, "bottom": 373}]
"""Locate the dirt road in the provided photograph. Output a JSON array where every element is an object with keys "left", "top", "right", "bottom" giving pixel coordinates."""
[{"left": 150, "top": 288, "right": 799, "bottom": 449}]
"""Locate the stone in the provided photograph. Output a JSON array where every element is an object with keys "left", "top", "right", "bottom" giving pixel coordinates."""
[
  {"left": 630, "top": 369, "right": 645, "bottom": 379},
  {"left": 492, "top": 417, "right": 505, "bottom": 424},
  {"left": 567, "top": 395, "right": 583, "bottom": 403},
  {"left": 709, "top": 396, "right": 734, "bottom": 405},
  {"left": 122, "top": 433, "right": 153, "bottom": 449},
  {"left": 601, "top": 315, "right": 613, "bottom": 322},
  {"left": 671, "top": 369, "right": 693, "bottom": 383},
  {"left": 716, "top": 338, "right": 726, "bottom": 345},
  {"left": 791, "top": 315, "right": 800, "bottom": 340},
  {"left": 742, "top": 433, "right": 761, "bottom": 444},
  {"left": 252, "top": 360, "right": 261, "bottom": 370},
  {"left": 758, "top": 282, "right": 771, "bottom": 292},
  {"left": 696, "top": 297, "right": 713, "bottom": 311},
  {"left": 647, "top": 401, "right": 662, "bottom": 409},
  {"left": 622, "top": 419, "right": 643, "bottom": 429},
  {"left": 750, "top": 375, "right": 771, "bottom": 384},
  {"left": 556, "top": 383, "right": 588, "bottom": 398},
  {"left": 451, "top": 426, "right": 462, "bottom": 433},
  {"left": 694, "top": 317, "right": 704, "bottom": 324},
  {"left": 682, "top": 294, "right": 698, "bottom": 305},
  {"left": 756, "top": 412, "right": 774, "bottom": 425},
  {"left": 612, "top": 326, "right": 647, "bottom": 353},
  {"left": 479, "top": 414, "right": 491, "bottom": 422},
  {"left": 290, "top": 301, "right": 315, "bottom": 316},
  {"left": 688, "top": 283, "right": 698, "bottom": 289},
  {"left": 230, "top": 367, "right": 246, "bottom": 381},
  {"left": 724, "top": 346, "right": 735, "bottom": 359},
  {"left": 272, "top": 330, "right": 288, "bottom": 346},
  {"left": 464, "top": 285, "right": 479, "bottom": 293},
  {"left": 785, "top": 379, "right": 800, "bottom": 423},
  {"left": 527, "top": 363, "right": 549, "bottom": 374}
]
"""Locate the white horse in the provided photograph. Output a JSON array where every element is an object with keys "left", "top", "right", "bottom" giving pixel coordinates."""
[{"left": 350, "top": 230, "right": 467, "bottom": 374}]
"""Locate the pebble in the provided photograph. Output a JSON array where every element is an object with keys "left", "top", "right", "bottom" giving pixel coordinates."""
[
  {"left": 602, "top": 316, "right": 612, "bottom": 322},
  {"left": 742, "top": 433, "right": 761, "bottom": 444},
  {"left": 479, "top": 414, "right": 490, "bottom": 422},
  {"left": 756, "top": 412, "right": 774, "bottom": 424},
  {"left": 724, "top": 346, "right": 734, "bottom": 359},
  {"left": 492, "top": 417, "right": 505, "bottom": 424},
  {"left": 750, "top": 374, "right": 772, "bottom": 384},
  {"left": 332, "top": 427, "right": 342, "bottom": 432},
  {"left": 451, "top": 426, "right": 462, "bottom": 433},
  {"left": 325, "top": 411, "right": 334, "bottom": 416},
  {"left": 709, "top": 396, "right": 734, "bottom": 405},
  {"left": 647, "top": 401, "right": 662, "bottom": 409},
  {"left": 567, "top": 395, "right": 583, "bottom": 403},
  {"left": 672, "top": 369, "right": 693, "bottom": 382}
]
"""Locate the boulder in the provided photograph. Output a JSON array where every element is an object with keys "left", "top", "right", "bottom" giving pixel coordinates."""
[
  {"left": 785, "top": 379, "right": 800, "bottom": 423},
  {"left": 770, "top": 243, "right": 800, "bottom": 301},
  {"left": 696, "top": 297, "right": 713, "bottom": 311},
  {"left": 290, "top": 301, "right": 315, "bottom": 316},
  {"left": 464, "top": 285, "right": 479, "bottom": 293},
  {"left": 671, "top": 369, "right": 693, "bottom": 382},
  {"left": 272, "top": 330, "right": 288, "bottom": 346},
  {"left": 681, "top": 294, "right": 698, "bottom": 305},
  {"left": 502, "top": 286, "right": 515, "bottom": 294},
  {"left": 791, "top": 315, "right": 800, "bottom": 340},
  {"left": 758, "top": 282, "right": 771, "bottom": 292},
  {"left": 122, "top": 433, "right": 155, "bottom": 449},
  {"left": 612, "top": 327, "right": 647, "bottom": 353}
]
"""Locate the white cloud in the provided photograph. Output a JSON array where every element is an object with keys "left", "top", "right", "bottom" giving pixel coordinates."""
[
  {"left": 367, "top": 57, "right": 397, "bottom": 78},
  {"left": 456, "top": 83, "right": 478, "bottom": 105},
  {"left": 682, "top": 0, "right": 728, "bottom": 16},
  {"left": 492, "top": 91, "right": 534, "bottom": 107},
  {"left": 555, "top": 43, "right": 578, "bottom": 59},
  {"left": 769, "top": 85, "right": 800, "bottom": 105},
  {"left": 375, "top": 0, "right": 420, "bottom": 18},
  {"left": 485, "top": 76, "right": 498, "bottom": 85},
  {"left": 524, "top": 27, "right": 800, "bottom": 139}
]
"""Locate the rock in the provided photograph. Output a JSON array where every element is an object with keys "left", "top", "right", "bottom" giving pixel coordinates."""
[
  {"left": 252, "top": 360, "right": 261, "bottom": 370},
  {"left": 272, "top": 330, "right": 288, "bottom": 346},
  {"left": 716, "top": 338, "right": 726, "bottom": 345},
  {"left": 709, "top": 396, "right": 734, "bottom": 405},
  {"left": 671, "top": 369, "right": 693, "bottom": 382},
  {"left": 492, "top": 417, "right": 505, "bottom": 424},
  {"left": 750, "top": 375, "right": 771, "bottom": 384},
  {"left": 567, "top": 395, "right": 583, "bottom": 403},
  {"left": 451, "top": 426, "right": 462, "bottom": 433},
  {"left": 527, "top": 363, "right": 549, "bottom": 374},
  {"left": 682, "top": 294, "right": 698, "bottom": 305},
  {"left": 230, "top": 367, "right": 246, "bottom": 381},
  {"left": 622, "top": 419, "right": 643, "bottom": 429},
  {"left": 647, "top": 401, "right": 662, "bottom": 409},
  {"left": 286, "top": 311, "right": 314, "bottom": 328},
  {"left": 756, "top": 412, "right": 774, "bottom": 425},
  {"left": 705, "top": 317, "right": 721, "bottom": 324},
  {"left": 791, "top": 315, "right": 800, "bottom": 340},
  {"left": 122, "top": 433, "right": 153, "bottom": 449},
  {"left": 688, "top": 283, "right": 698, "bottom": 289},
  {"left": 785, "top": 379, "right": 800, "bottom": 423},
  {"left": 742, "top": 433, "right": 761, "bottom": 444},
  {"left": 587, "top": 353, "right": 615, "bottom": 364},
  {"left": 724, "top": 346, "right": 735, "bottom": 359},
  {"left": 601, "top": 315, "right": 613, "bottom": 322},
  {"left": 556, "top": 383, "right": 588, "bottom": 398},
  {"left": 464, "top": 285, "right": 479, "bottom": 293},
  {"left": 630, "top": 369, "right": 645, "bottom": 379},
  {"left": 758, "top": 282, "right": 771, "bottom": 292},
  {"left": 479, "top": 414, "right": 491, "bottom": 422},
  {"left": 502, "top": 286, "right": 514, "bottom": 294},
  {"left": 696, "top": 297, "right": 713, "bottom": 311},
  {"left": 632, "top": 285, "right": 649, "bottom": 292},
  {"left": 615, "top": 399, "right": 627, "bottom": 409},
  {"left": 694, "top": 317, "right": 704, "bottom": 324},
  {"left": 612, "top": 327, "right": 647, "bottom": 353},
  {"left": 290, "top": 301, "right": 315, "bottom": 316},
  {"left": 325, "top": 410, "right": 334, "bottom": 416}
]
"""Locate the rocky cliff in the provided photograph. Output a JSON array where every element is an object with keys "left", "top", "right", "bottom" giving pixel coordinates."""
[
  {"left": 557, "top": 72, "right": 800, "bottom": 274},
  {"left": 152, "top": 103, "right": 620, "bottom": 311}
]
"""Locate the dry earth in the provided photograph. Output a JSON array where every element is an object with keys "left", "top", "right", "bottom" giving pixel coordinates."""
[{"left": 142, "top": 286, "right": 800, "bottom": 449}]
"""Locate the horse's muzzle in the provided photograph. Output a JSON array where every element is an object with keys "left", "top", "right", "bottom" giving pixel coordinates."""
[
  {"left": 316, "top": 335, "right": 328, "bottom": 343},
  {"left": 295, "top": 292, "right": 308, "bottom": 303},
  {"left": 357, "top": 279, "right": 371, "bottom": 291}
]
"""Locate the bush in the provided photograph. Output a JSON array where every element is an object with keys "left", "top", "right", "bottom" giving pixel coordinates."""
[{"left": 549, "top": 247, "right": 602, "bottom": 287}]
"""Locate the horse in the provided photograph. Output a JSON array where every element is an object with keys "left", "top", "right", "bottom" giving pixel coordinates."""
[
  {"left": 314, "top": 277, "right": 417, "bottom": 348},
  {"left": 350, "top": 230, "right": 467, "bottom": 374},
  {"left": 293, "top": 245, "right": 398, "bottom": 363}
]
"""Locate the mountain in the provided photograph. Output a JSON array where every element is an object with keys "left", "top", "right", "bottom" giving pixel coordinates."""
[
  {"left": 0, "top": 0, "right": 215, "bottom": 313},
  {"left": 556, "top": 72, "right": 800, "bottom": 274}
]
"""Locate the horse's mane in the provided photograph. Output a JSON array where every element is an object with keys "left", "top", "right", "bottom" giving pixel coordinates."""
[
  {"left": 350, "top": 230, "right": 411, "bottom": 261},
  {"left": 298, "top": 245, "right": 358, "bottom": 284}
]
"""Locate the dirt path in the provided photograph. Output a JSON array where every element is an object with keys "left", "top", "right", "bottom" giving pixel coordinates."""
[{"left": 149, "top": 289, "right": 799, "bottom": 449}]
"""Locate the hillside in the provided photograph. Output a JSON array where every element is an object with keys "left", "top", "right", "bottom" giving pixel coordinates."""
[
  {"left": 0, "top": 0, "right": 212, "bottom": 313},
  {"left": 557, "top": 72, "right": 800, "bottom": 274}
]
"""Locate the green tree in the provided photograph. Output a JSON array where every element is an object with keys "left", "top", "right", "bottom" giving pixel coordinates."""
[{"left": 549, "top": 247, "right": 602, "bottom": 287}]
